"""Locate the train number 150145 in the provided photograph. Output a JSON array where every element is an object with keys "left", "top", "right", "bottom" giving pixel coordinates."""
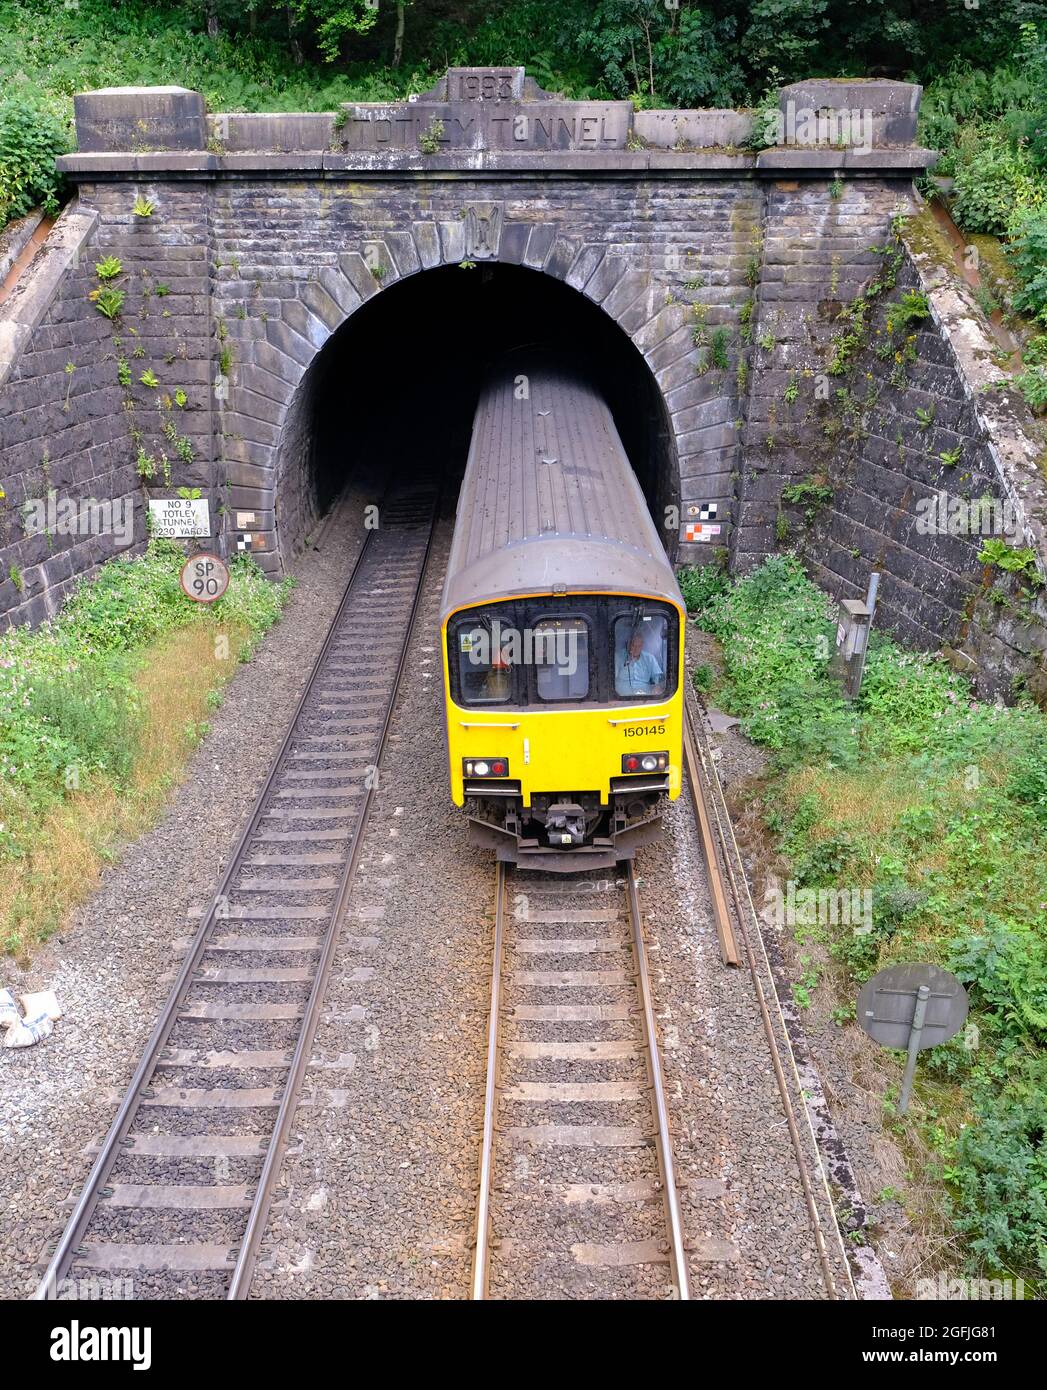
[{"left": 624, "top": 723, "right": 665, "bottom": 738}]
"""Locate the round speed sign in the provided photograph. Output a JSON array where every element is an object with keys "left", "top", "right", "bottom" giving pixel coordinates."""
[{"left": 180, "top": 552, "right": 230, "bottom": 603}]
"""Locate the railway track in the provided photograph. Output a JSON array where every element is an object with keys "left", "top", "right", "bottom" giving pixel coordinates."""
[
  {"left": 35, "top": 482, "right": 438, "bottom": 1301},
  {"left": 472, "top": 862, "right": 691, "bottom": 1300},
  {"left": 682, "top": 693, "right": 855, "bottom": 1301},
  {"left": 471, "top": 697, "right": 855, "bottom": 1301}
]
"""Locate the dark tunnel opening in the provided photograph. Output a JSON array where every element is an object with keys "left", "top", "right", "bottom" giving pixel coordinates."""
[{"left": 277, "top": 263, "right": 678, "bottom": 563}]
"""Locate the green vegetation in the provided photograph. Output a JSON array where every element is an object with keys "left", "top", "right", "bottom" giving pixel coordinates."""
[
  {"left": 979, "top": 538, "right": 1044, "bottom": 585},
  {"left": 885, "top": 289, "right": 931, "bottom": 336},
  {"left": 781, "top": 476, "right": 833, "bottom": 521},
  {"left": 691, "top": 556, "right": 1047, "bottom": 1283},
  {"left": 0, "top": 91, "right": 67, "bottom": 225},
  {"left": 0, "top": 541, "right": 292, "bottom": 956},
  {"left": 417, "top": 116, "right": 445, "bottom": 155},
  {"left": 921, "top": 22, "right": 1047, "bottom": 413},
  {"left": 94, "top": 255, "right": 123, "bottom": 281},
  {"left": 677, "top": 563, "right": 729, "bottom": 617},
  {"left": 90, "top": 286, "right": 124, "bottom": 321}
]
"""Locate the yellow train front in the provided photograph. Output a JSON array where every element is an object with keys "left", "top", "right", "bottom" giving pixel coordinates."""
[{"left": 441, "top": 354, "right": 685, "bottom": 873}]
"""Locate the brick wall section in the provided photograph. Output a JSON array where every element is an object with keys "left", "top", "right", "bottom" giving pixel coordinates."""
[
  {"left": 208, "top": 176, "right": 764, "bottom": 573},
  {"left": 11, "top": 86, "right": 1043, "bottom": 702},
  {"left": 0, "top": 206, "right": 128, "bottom": 628},
  {"left": 802, "top": 255, "right": 1003, "bottom": 648},
  {"left": 734, "top": 178, "right": 916, "bottom": 567},
  {"left": 0, "top": 187, "right": 217, "bottom": 629},
  {"left": 742, "top": 216, "right": 1047, "bottom": 701},
  {"left": 85, "top": 182, "right": 218, "bottom": 529}
]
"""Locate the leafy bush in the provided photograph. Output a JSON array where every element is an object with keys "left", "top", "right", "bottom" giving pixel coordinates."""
[
  {"left": 692, "top": 662, "right": 713, "bottom": 694},
  {"left": 0, "top": 94, "right": 67, "bottom": 224},
  {"left": 949, "top": 1059, "right": 1047, "bottom": 1279},
  {"left": 55, "top": 541, "right": 190, "bottom": 657},
  {"left": 857, "top": 643, "right": 969, "bottom": 755},
  {"left": 677, "top": 564, "right": 729, "bottom": 615},
  {"left": 1014, "top": 364, "right": 1047, "bottom": 413},
  {"left": 1010, "top": 742, "right": 1047, "bottom": 827},
  {"left": 21, "top": 663, "right": 142, "bottom": 787},
  {"left": 978, "top": 537, "right": 1044, "bottom": 583},
  {"left": 701, "top": 556, "right": 856, "bottom": 764},
  {"left": 885, "top": 289, "right": 930, "bottom": 334},
  {"left": 1010, "top": 206, "right": 1047, "bottom": 324},
  {"left": 951, "top": 126, "right": 1044, "bottom": 236},
  {"left": 951, "top": 921, "right": 1047, "bottom": 1040}
]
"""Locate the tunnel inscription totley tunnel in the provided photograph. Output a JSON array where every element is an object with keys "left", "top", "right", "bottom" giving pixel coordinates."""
[{"left": 1, "top": 69, "right": 1045, "bottom": 699}]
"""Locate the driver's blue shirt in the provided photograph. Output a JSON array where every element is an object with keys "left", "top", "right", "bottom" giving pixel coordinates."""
[{"left": 615, "top": 647, "right": 664, "bottom": 697}]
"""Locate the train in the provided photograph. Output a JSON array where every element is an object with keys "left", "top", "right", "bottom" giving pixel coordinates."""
[{"left": 440, "top": 354, "right": 686, "bottom": 872}]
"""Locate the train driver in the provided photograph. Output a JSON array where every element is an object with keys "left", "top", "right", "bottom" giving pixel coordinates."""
[
  {"left": 615, "top": 626, "right": 664, "bottom": 698},
  {"left": 483, "top": 633, "right": 514, "bottom": 699}
]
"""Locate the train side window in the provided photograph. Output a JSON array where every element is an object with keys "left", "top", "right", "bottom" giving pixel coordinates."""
[
  {"left": 534, "top": 618, "right": 589, "bottom": 702},
  {"left": 454, "top": 622, "right": 513, "bottom": 704},
  {"left": 613, "top": 614, "right": 668, "bottom": 700}
]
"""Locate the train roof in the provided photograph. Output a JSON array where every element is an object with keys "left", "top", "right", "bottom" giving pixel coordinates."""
[{"left": 440, "top": 356, "right": 683, "bottom": 623}]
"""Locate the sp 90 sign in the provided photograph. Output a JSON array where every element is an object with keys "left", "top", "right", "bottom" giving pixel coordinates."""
[{"left": 180, "top": 553, "right": 230, "bottom": 603}]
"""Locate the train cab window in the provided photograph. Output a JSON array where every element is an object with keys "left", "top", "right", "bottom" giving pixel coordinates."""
[
  {"left": 534, "top": 618, "right": 589, "bottom": 702},
  {"left": 455, "top": 623, "right": 513, "bottom": 704},
  {"left": 613, "top": 614, "right": 668, "bottom": 700}
]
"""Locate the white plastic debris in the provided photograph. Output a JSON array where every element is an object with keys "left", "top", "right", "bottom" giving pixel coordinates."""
[
  {"left": 3, "top": 1011, "right": 54, "bottom": 1048},
  {"left": 0, "top": 989, "right": 19, "bottom": 1028},
  {"left": 19, "top": 990, "right": 62, "bottom": 1022}
]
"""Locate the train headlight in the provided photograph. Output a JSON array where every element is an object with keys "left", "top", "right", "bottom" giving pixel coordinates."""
[
  {"left": 464, "top": 757, "right": 509, "bottom": 778},
  {"left": 621, "top": 751, "right": 669, "bottom": 774}
]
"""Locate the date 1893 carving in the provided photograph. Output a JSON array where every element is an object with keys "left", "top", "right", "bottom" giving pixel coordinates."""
[{"left": 455, "top": 71, "right": 516, "bottom": 101}]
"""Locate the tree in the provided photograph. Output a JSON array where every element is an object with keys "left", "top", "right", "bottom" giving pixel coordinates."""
[
  {"left": 393, "top": 1, "right": 407, "bottom": 67},
  {"left": 287, "top": 0, "right": 380, "bottom": 63},
  {"left": 577, "top": 1, "right": 743, "bottom": 107}
]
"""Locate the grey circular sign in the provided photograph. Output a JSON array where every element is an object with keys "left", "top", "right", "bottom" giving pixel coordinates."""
[{"left": 857, "top": 962, "right": 969, "bottom": 1051}]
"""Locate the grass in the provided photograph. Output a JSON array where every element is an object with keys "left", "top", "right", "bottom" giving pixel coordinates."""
[
  {"left": 0, "top": 541, "right": 292, "bottom": 958},
  {"left": 684, "top": 555, "right": 1047, "bottom": 1287},
  {"left": 0, "top": 0, "right": 436, "bottom": 122}
]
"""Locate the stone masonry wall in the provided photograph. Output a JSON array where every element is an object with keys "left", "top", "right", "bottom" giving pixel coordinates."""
[
  {"left": 740, "top": 204, "right": 1047, "bottom": 701},
  {"left": 734, "top": 177, "right": 918, "bottom": 566},
  {"left": 0, "top": 188, "right": 216, "bottom": 629},
  {"left": 0, "top": 206, "right": 127, "bottom": 628},
  {"left": 23, "top": 75, "right": 1039, "bottom": 690},
  {"left": 209, "top": 175, "right": 763, "bottom": 574}
]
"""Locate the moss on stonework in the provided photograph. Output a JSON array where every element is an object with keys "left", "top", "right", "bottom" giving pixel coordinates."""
[
  {"left": 968, "top": 234, "right": 1019, "bottom": 297},
  {"left": 901, "top": 205, "right": 956, "bottom": 272}
]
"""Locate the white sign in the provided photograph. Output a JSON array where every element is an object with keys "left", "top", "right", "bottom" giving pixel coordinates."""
[{"left": 149, "top": 497, "right": 210, "bottom": 539}]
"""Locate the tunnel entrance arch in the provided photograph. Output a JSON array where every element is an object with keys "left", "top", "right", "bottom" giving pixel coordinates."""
[{"left": 268, "top": 261, "right": 679, "bottom": 570}]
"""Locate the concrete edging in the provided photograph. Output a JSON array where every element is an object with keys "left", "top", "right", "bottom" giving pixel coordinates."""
[
  {"left": 0, "top": 210, "right": 45, "bottom": 287},
  {"left": 0, "top": 202, "right": 99, "bottom": 393},
  {"left": 903, "top": 221, "right": 1047, "bottom": 579}
]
